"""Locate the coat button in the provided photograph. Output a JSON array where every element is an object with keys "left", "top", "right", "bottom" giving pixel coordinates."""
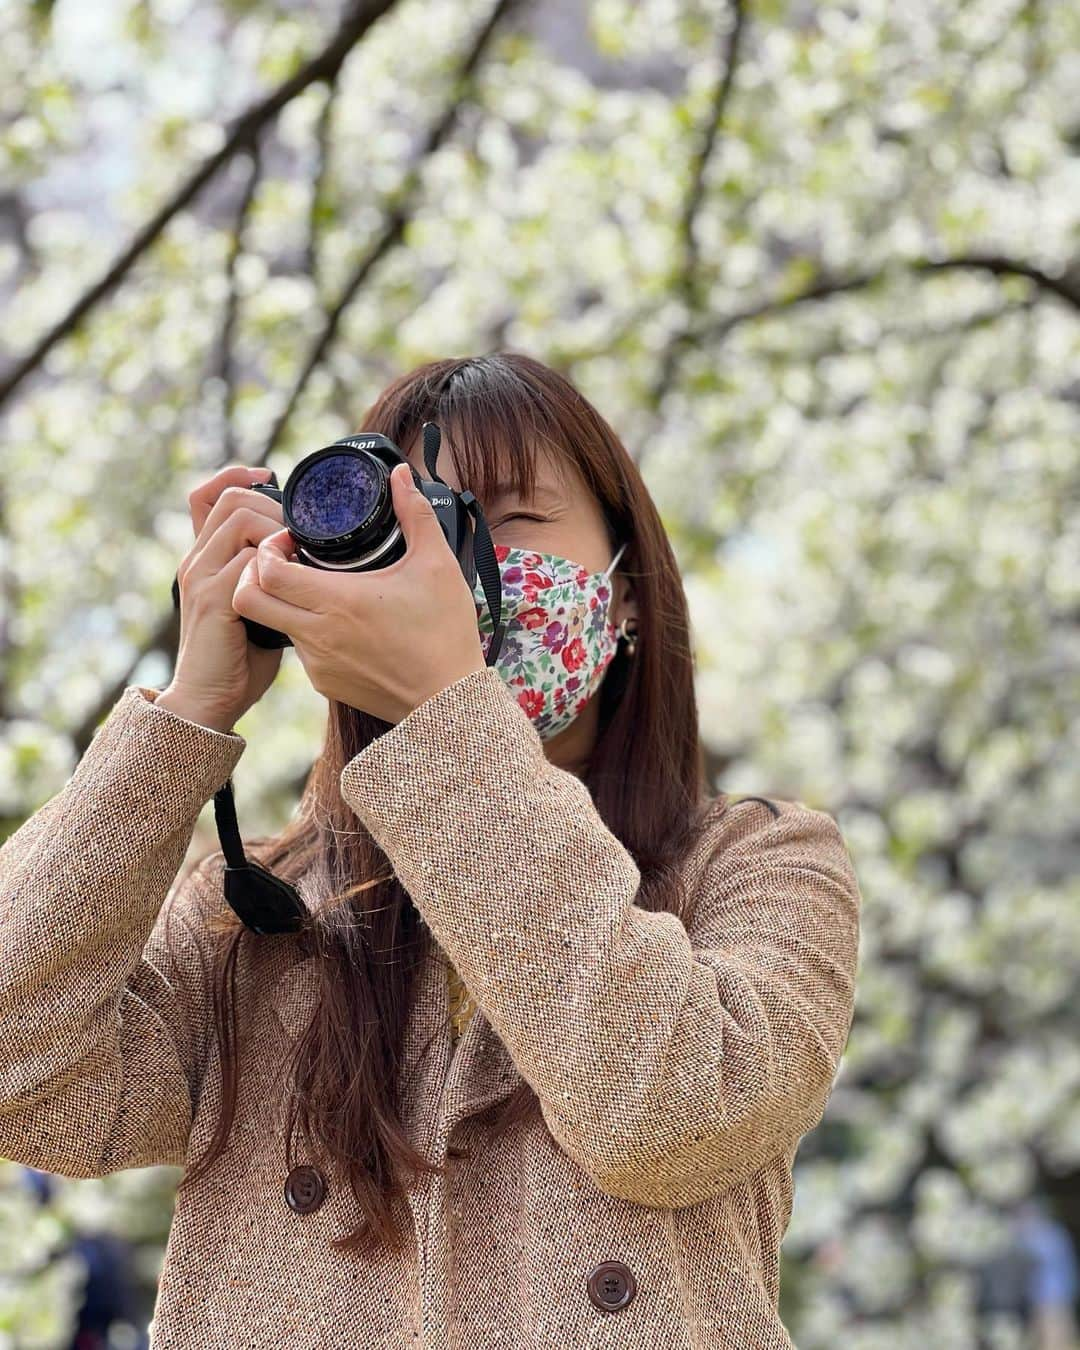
[
  {"left": 284, "top": 1164, "right": 326, "bottom": 1215},
  {"left": 586, "top": 1260, "right": 637, "bottom": 1312}
]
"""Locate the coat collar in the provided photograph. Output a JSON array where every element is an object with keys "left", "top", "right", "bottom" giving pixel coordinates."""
[{"left": 271, "top": 925, "right": 522, "bottom": 1150}]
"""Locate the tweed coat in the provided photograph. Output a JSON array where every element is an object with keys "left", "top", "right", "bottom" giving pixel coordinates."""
[{"left": 0, "top": 665, "right": 861, "bottom": 1348}]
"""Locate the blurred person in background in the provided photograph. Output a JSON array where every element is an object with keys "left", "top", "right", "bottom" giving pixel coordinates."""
[
  {"left": 18, "top": 1167, "right": 148, "bottom": 1350},
  {"left": 975, "top": 1195, "right": 1079, "bottom": 1350},
  {"left": 1016, "top": 1197, "right": 1080, "bottom": 1350}
]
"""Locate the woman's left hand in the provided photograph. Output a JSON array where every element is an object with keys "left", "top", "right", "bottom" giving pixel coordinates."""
[{"left": 232, "top": 462, "right": 488, "bottom": 724}]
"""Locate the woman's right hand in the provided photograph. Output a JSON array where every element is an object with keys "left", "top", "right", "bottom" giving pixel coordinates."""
[{"left": 160, "top": 465, "right": 287, "bottom": 733}]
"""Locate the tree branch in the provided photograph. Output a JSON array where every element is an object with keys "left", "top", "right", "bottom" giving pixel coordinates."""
[
  {"left": 215, "top": 143, "right": 265, "bottom": 462},
  {"left": 678, "top": 254, "right": 1080, "bottom": 355},
  {"left": 305, "top": 76, "right": 342, "bottom": 287},
  {"left": 0, "top": 0, "right": 401, "bottom": 411},
  {"left": 650, "top": 0, "right": 747, "bottom": 409},
  {"left": 677, "top": 0, "right": 747, "bottom": 309}
]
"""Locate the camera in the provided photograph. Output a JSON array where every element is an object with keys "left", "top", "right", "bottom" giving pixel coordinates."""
[{"left": 171, "top": 421, "right": 506, "bottom": 660}]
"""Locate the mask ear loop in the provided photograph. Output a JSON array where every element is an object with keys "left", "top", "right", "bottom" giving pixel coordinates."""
[{"left": 604, "top": 541, "right": 627, "bottom": 579}]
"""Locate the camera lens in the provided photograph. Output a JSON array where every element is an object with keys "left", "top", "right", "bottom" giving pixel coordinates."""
[
  {"left": 280, "top": 440, "right": 410, "bottom": 572},
  {"left": 282, "top": 443, "right": 403, "bottom": 570},
  {"left": 289, "top": 451, "right": 383, "bottom": 540}
]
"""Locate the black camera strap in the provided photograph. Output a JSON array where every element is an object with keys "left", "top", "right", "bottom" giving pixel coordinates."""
[
  {"left": 194, "top": 420, "right": 506, "bottom": 935},
  {"left": 422, "top": 419, "right": 507, "bottom": 669}
]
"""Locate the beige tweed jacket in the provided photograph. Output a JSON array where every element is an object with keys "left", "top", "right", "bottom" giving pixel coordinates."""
[{"left": 0, "top": 666, "right": 861, "bottom": 1349}]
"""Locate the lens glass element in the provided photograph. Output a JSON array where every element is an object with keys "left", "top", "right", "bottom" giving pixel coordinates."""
[{"left": 289, "top": 452, "right": 383, "bottom": 540}]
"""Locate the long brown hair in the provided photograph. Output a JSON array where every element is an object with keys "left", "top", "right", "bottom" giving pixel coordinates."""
[{"left": 175, "top": 352, "right": 717, "bottom": 1256}]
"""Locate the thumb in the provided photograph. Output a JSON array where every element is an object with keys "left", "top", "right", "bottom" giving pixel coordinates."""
[{"left": 391, "top": 462, "right": 443, "bottom": 553}]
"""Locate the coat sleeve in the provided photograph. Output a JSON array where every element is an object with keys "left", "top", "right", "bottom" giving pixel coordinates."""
[
  {"left": 0, "top": 685, "right": 246, "bottom": 1177},
  {"left": 339, "top": 665, "right": 861, "bottom": 1209}
]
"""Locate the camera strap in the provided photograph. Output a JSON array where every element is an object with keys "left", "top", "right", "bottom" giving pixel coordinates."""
[
  {"left": 203, "top": 419, "right": 506, "bottom": 935},
  {"left": 421, "top": 419, "right": 507, "bottom": 667}
]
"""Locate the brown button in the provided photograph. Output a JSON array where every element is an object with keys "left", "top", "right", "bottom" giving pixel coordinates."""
[
  {"left": 284, "top": 1164, "right": 326, "bottom": 1215},
  {"left": 587, "top": 1260, "right": 636, "bottom": 1312}
]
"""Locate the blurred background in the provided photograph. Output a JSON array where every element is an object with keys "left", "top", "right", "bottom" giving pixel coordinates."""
[{"left": 1, "top": 0, "right": 1078, "bottom": 1346}]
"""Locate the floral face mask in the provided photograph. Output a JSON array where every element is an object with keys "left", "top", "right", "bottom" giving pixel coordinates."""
[{"left": 472, "top": 540, "right": 628, "bottom": 741}]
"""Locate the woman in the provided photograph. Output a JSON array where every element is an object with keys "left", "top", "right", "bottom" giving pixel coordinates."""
[{"left": 0, "top": 353, "right": 861, "bottom": 1348}]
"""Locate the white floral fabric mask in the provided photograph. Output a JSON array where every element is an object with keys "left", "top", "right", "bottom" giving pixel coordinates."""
[{"left": 472, "top": 540, "right": 627, "bottom": 741}]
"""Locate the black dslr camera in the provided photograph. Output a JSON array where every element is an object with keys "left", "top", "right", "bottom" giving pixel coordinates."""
[
  {"left": 172, "top": 421, "right": 506, "bottom": 661},
  {"left": 168, "top": 421, "right": 507, "bottom": 937}
]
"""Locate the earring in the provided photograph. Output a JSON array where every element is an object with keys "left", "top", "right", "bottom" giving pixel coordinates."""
[{"left": 617, "top": 617, "right": 638, "bottom": 657}]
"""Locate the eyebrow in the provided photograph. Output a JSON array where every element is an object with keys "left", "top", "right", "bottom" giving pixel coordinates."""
[{"left": 488, "top": 482, "right": 563, "bottom": 505}]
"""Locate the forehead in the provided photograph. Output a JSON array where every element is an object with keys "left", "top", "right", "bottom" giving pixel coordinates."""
[{"left": 404, "top": 435, "right": 577, "bottom": 504}]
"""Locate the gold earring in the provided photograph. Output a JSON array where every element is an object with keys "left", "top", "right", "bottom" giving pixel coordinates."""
[{"left": 618, "top": 617, "right": 638, "bottom": 657}]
